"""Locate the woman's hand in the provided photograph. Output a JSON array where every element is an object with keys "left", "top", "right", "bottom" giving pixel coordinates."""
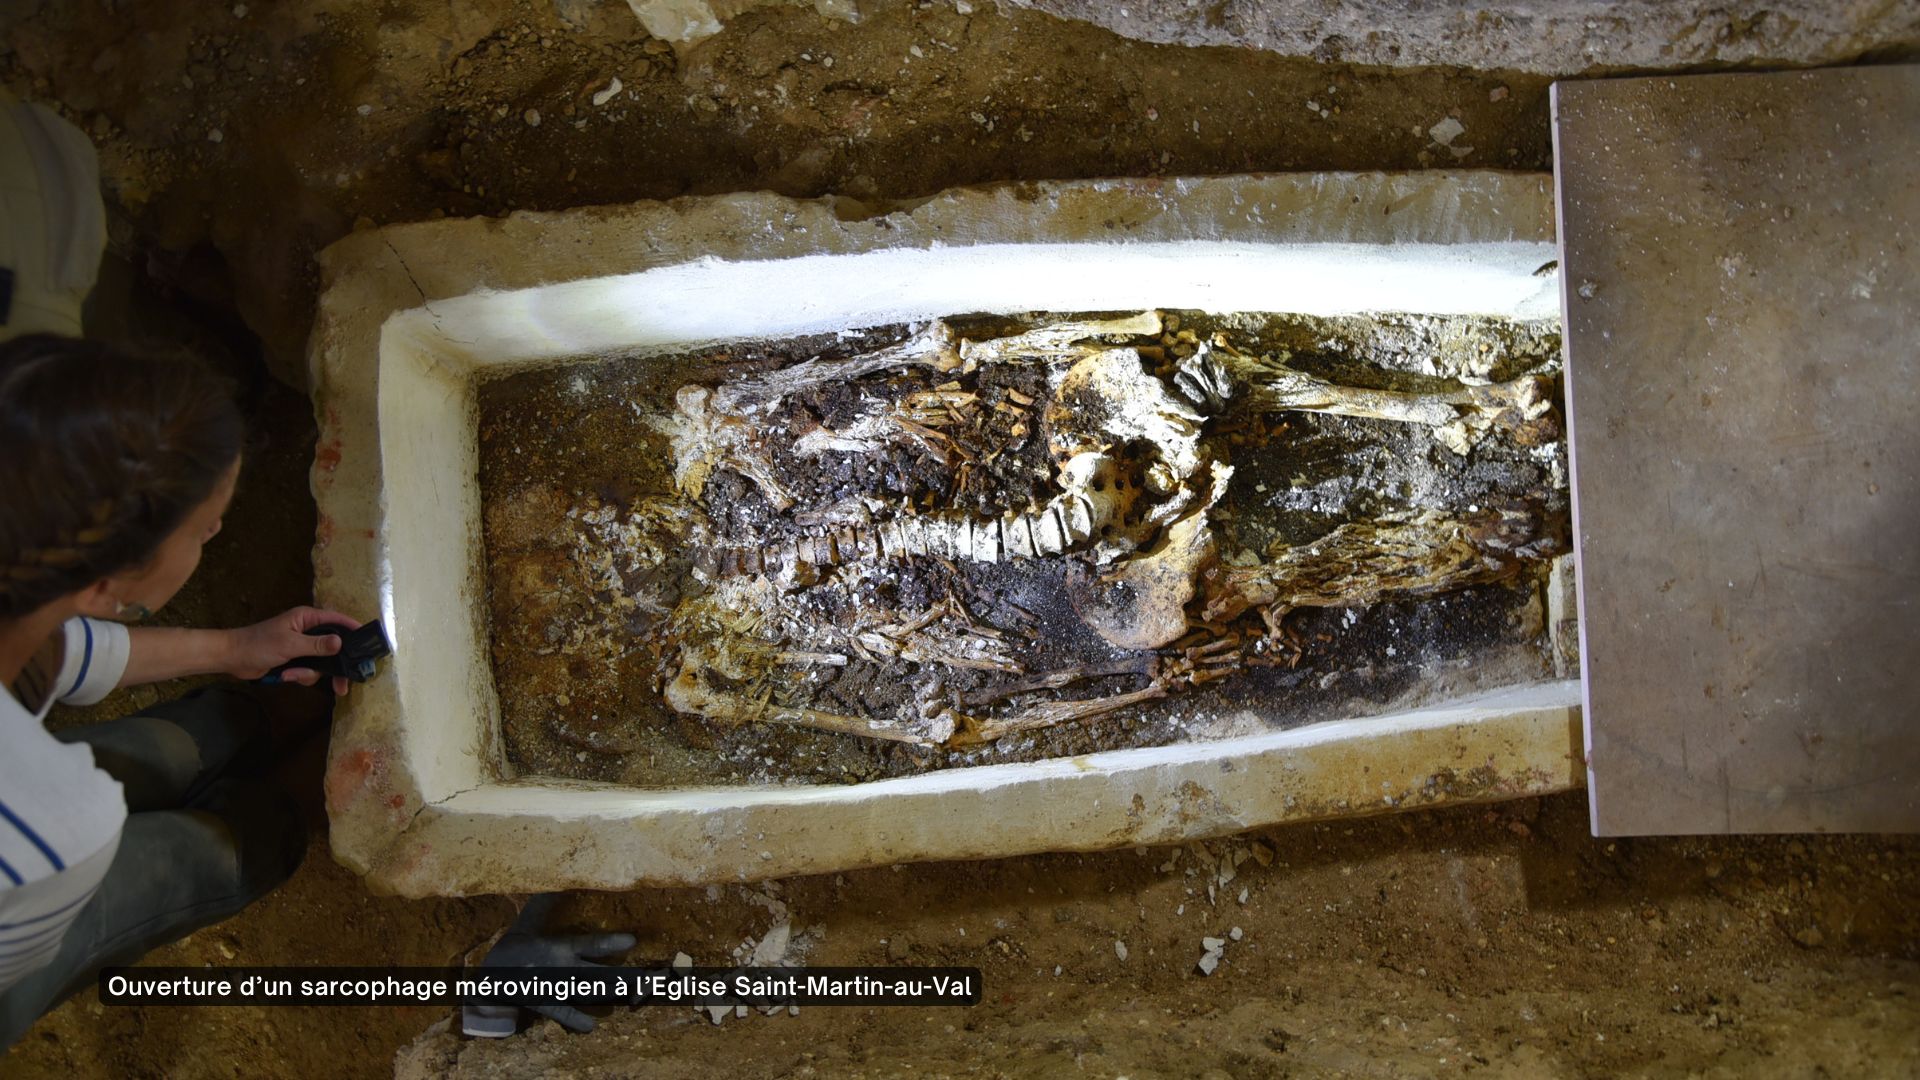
[{"left": 225, "top": 605, "right": 365, "bottom": 696}]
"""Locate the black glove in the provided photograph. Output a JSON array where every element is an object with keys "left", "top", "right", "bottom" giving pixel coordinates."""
[{"left": 461, "top": 894, "right": 637, "bottom": 1037}]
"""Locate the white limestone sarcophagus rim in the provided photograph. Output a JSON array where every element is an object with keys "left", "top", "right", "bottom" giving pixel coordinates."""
[{"left": 308, "top": 172, "right": 1582, "bottom": 898}]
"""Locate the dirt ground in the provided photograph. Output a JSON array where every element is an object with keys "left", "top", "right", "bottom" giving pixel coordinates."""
[
  {"left": 393, "top": 798, "right": 1920, "bottom": 1079},
  {"left": 3, "top": 0, "right": 1918, "bottom": 1077}
]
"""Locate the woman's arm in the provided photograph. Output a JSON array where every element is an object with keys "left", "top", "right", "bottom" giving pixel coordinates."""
[
  {"left": 118, "top": 626, "right": 236, "bottom": 684},
  {"left": 121, "top": 606, "right": 365, "bottom": 695}
]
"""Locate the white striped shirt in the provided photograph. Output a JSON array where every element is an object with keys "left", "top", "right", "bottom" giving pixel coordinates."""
[{"left": 0, "top": 617, "right": 129, "bottom": 993}]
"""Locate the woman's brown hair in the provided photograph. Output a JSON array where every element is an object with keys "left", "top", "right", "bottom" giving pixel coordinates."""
[{"left": 0, "top": 334, "right": 244, "bottom": 619}]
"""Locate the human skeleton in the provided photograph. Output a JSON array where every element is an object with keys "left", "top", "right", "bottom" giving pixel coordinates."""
[{"left": 593, "top": 313, "right": 1559, "bottom": 747}]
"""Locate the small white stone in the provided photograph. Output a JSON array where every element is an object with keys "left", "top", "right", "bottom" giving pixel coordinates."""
[
  {"left": 672, "top": 951, "right": 693, "bottom": 971},
  {"left": 233, "top": 3, "right": 247, "bottom": 16},
  {"left": 705, "top": 1003, "right": 728, "bottom": 1025},
  {"left": 788, "top": 1004, "right": 800, "bottom": 1016},
  {"left": 1198, "top": 952, "right": 1220, "bottom": 976},
  {"left": 1428, "top": 116, "right": 1466, "bottom": 145},
  {"left": 357, "top": 104, "right": 373, "bottom": 116},
  {"left": 523, "top": 108, "right": 542, "bottom": 127},
  {"left": 752, "top": 922, "right": 791, "bottom": 966},
  {"left": 1114, "top": 940, "right": 1129, "bottom": 961},
  {"left": 592, "top": 77, "right": 624, "bottom": 107},
  {"left": 1229, "top": 927, "right": 1244, "bottom": 941},
  {"left": 954, "top": 0, "right": 973, "bottom": 11},
  {"left": 1202, "top": 936, "right": 1226, "bottom": 951},
  {"left": 735, "top": 1004, "right": 748, "bottom": 1018},
  {"left": 1237, "top": 887, "right": 1248, "bottom": 904},
  {"left": 207, "top": 128, "right": 224, "bottom": 143}
]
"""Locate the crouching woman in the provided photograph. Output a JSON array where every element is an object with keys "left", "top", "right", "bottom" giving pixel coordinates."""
[{"left": 0, "top": 334, "right": 363, "bottom": 1048}]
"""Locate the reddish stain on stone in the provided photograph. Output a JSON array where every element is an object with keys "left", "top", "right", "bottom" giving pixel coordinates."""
[
  {"left": 388, "top": 793, "right": 407, "bottom": 810},
  {"left": 315, "top": 441, "right": 343, "bottom": 471},
  {"left": 315, "top": 515, "right": 335, "bottom": 549},
  {"left": 325, "top": 747, "right": 379, "bottom": 813}
]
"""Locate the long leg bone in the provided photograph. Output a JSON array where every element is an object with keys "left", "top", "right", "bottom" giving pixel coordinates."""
[
  {"left": 665, "top": 658, "right": 954, "bottom": 746},
  {"left": 956, "top": 658, "right": 1153, "bottom": 709},
  {"left": 1208, "top": 341, "right": 1554, "bottom": 454},
  {"left": 708, "top": 311, "right": 1163, "bottom": 419},
  {"left": 714, "top": 320, "right": 964, "bottom": 415},
  {"left": 958, "top": 311, "right": 1164, "bottom": 366},
  {"left": 949, "top": 684, "right": 1170, "bottom": 746},
  {"left": 655, "top": 323, "right": 966, "bottom": 507}
]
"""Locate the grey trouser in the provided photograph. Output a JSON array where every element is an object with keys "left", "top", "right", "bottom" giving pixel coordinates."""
[{"left": 0, "top": 686, "right": 305, "bottom": 1048}]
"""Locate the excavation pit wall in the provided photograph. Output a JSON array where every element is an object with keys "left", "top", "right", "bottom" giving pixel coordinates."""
[{"left": 310, "top": 173, "right": 1583, "bottom": 897}]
